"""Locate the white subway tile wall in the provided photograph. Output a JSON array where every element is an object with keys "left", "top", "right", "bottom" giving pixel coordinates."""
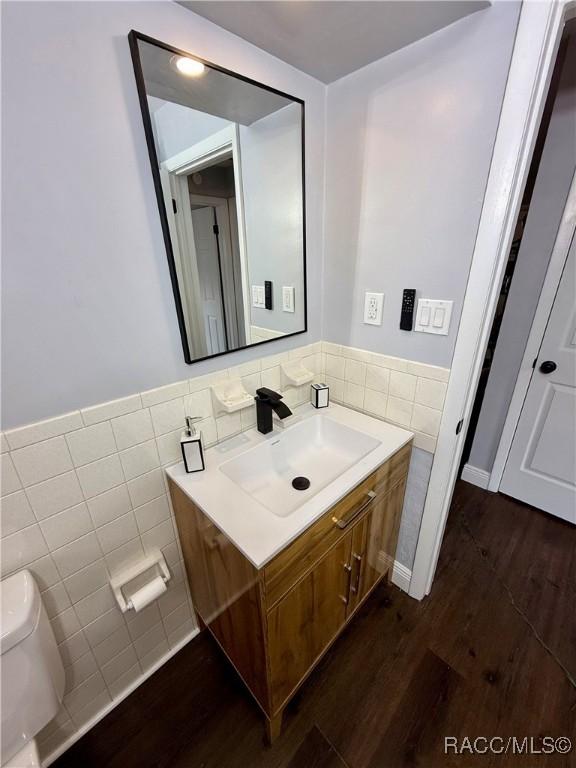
[
  {"left": 321, "top": 342, "right": 448, "bottom": 453},
  {"left": 0, "top": 340, "right": 448, "bottom": 761}
]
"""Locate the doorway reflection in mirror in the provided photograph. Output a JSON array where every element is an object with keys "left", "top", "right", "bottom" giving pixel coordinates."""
[{"left": 131, "top": 34, "right": 306, "bottom": 363}]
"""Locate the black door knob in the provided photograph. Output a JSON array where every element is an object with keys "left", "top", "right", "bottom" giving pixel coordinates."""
[{"left": 539, "top": 360, "right": 557, "bottom": 374}]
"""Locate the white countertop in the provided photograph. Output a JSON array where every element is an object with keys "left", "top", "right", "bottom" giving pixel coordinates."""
[{"left": 166, "top": 403, "right": 413, "bottom": 569}]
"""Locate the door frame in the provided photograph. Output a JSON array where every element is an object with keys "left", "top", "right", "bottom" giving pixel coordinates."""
[
  {"left": 409, "top": 0, "right": 575, "bottom": 600},
  {"left": 190, "top": 193, "right": 242, "bottom": 349},
  {"left": 162, "top": 125, "right": 252, "bottom": 346},
  {"left": 489, "top": 171, "right": 576, "bottom": 492},
  {"left": 159, "top": 167, "right": 207, "bottom": 359}
]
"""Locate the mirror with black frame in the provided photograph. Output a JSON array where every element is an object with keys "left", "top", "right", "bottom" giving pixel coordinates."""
[{"left": 129, "top": 32, "right": 306, "bottom": 364}]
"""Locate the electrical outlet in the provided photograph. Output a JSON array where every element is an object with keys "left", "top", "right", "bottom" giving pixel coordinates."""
[{"left": 363, "top": 292, "right": 384, "bottom": 325}]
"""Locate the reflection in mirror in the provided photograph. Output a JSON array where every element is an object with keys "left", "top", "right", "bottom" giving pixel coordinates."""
[{"left": 129, "top": 33, "right": 306, "bottom": 363}]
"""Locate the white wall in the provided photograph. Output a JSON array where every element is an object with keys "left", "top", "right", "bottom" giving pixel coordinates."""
[
  {"left": 468, "top": 33, "right": 576, "bottom": 473},
  {"left": 148, "top": 98, "right": 230, "bottom": 162},
  {"left": 322, "top": 1, "right": 521, "bottom": 368},
  {"left": 240, "top": 103, "right": 305, "bottom": 334},
  {"left": 1, "top": 0, "right": 325, "bottom": 430}
]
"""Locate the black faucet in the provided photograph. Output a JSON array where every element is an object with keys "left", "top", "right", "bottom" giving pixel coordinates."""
[{"left": 254, "top": 388, "right": 292, "bottom": 435}]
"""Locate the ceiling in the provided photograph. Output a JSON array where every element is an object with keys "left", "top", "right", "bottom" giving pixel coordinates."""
[
  {"left": 139, "top": 38, "right": 293, "bottom": 124},
  {"left": 177, "top": 1, "right": 490, "bottom": 84}
]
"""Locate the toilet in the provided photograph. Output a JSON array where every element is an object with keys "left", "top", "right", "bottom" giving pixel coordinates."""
[{"left": 1, "top": 570, "right": 65, "bottom": 767}]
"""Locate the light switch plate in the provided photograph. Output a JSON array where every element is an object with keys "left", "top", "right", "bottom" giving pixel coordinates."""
[
  {"left": 363, "top": 292, "right": 384, "bottom": 325},
  {"left": 282, "top": 286, "right": 295, "bottom": 313},
  {"left": 414, "top": 299, "right": 453, "bottom": 335},
  {"left": 252, "top": 285, "right": 265, "bottom": 308}
]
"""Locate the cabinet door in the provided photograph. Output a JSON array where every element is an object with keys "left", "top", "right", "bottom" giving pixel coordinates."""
[
  {"left": 267, "top": 533, "right": 352, "bottom": 713},
  {"left": 348, "top": 477, "right": 407, "bottom": 615},
  {"left": 169, "top": 479, "right": 270, "bottom": 711}
]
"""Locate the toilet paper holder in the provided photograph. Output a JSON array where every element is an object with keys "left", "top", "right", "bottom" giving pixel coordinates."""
[{"left": 110, "top": 548, "right": 171, "bottom": 613}]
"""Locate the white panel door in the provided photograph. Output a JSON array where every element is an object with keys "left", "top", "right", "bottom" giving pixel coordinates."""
[
  {"left": 500, "top": 235, "right": 576, "bottom": 523},
  {"left": 191, "top": 207, "right": 227, "bottom": 355}
]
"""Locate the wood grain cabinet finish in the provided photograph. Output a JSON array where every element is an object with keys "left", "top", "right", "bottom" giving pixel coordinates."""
[{"left": 169, "top": 441, "right": 411, "bottom": 742}]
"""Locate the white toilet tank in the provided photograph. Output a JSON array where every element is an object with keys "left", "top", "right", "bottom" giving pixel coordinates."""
[{"left": 1, "top": 570, "right": 65, "bottom": 766}]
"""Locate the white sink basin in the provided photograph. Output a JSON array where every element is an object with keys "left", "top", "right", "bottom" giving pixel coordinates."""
[
  {"left": 220, "top": 415, "right": 381, "bottom": 517},
  {"left": 167, "top": 402, "right": 413, "bottom": 567}
]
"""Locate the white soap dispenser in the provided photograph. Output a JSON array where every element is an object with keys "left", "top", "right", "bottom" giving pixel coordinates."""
[{"left": 181, "top": 417, "right": 205, "bottom": 473}]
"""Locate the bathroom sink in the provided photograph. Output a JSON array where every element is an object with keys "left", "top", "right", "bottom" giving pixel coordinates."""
[
  {"left": 220, "top": 415, "right": 381, "bottom": 517},
  {"left": 167, "top": 402, "right": 413, "bottom": 566}
]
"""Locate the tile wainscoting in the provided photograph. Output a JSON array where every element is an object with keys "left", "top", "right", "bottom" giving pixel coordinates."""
[
  {"left": 0, "top": 340, "right": 449, "bottom": 763},
  {"left": 320, "top": 342, "right": 448, "bottom": 454}
]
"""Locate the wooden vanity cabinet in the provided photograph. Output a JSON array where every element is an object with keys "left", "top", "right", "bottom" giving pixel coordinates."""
[{"left": 168, "top": 441, "right": 411, "bottom": 743}]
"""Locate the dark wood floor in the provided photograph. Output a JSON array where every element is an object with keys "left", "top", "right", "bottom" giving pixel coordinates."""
[{"left": 54, "top": 482, "right": 576, "bottom": 768}]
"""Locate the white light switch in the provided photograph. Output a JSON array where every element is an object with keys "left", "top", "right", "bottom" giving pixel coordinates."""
[
  {"left": 414, "top": 299, "right": 453, "bottom": 335},
  {"left": 363, "top": 292, "right": 384, "bottom": 325},
  {"left": 252, "top": 285, "right": 265, "bottom": 308},
  {"left": 282, "top": 286, "right": 295, "bottom": 313},
  {"left": 432, "top": 307, "right": 445, "bottom": 328}
]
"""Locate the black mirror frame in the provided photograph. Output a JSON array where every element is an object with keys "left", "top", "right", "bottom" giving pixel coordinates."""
[{"left": 128, "top": 30, "right": 308, "bottom": 364}]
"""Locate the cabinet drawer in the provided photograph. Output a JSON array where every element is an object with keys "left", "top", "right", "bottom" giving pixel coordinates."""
[{"left": 262, "top": 442, "right": 411, "bottom": 608}]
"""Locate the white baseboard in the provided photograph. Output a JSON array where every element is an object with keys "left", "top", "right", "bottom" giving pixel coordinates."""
[
  {"left": 43, "top": 627, "right": 200, "bottom": 767},
  {"left": 377, "top": 551, "right": 412, "bottom": 594},
  {"left": 461, "top": 463, "right": 490, "bottom": 489},
  {"left": 391, "top": 561, "right": 412, "bottom": 593}
]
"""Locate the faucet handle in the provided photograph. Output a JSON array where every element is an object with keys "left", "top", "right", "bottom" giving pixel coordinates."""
[{"left": 255, "top": 387, "right": 284, "bottom": 402}]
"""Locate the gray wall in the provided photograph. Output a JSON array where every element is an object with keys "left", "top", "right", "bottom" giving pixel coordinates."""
[
  {"left": 1, "top": 0, "right": 325, "bottom": 430},
  {"left": 322, "top": 1, "right": 520, "bottom": 368},
  {"left": 468, "top": 34, "right": 576, "bottom": 473},
  {"left": 241, "top": 103, "right": 305, "bottom": 334}
]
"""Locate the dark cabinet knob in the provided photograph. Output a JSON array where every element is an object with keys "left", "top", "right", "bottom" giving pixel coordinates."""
[{"left": 539, "top": 360, "right": 557, "bottom": 374}]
